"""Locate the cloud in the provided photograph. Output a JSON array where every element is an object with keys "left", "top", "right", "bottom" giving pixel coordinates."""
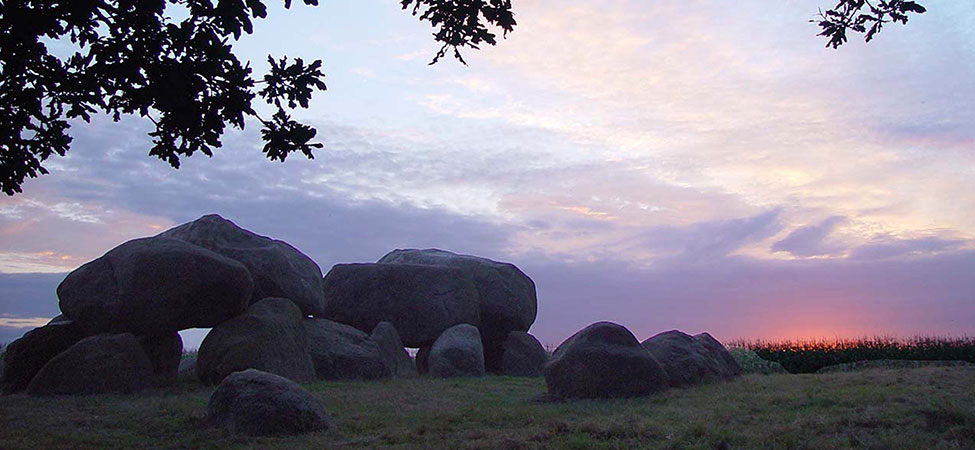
[
  {"left": 413, "top": 0, "right": 975, "bottom": 242},
  {"left": 625, "top": 209, "right": 783, "bottom": 262},
  {"left": 772, "top": 216, "right": 846, "bottom": 257},
  {"left": 849, "top": 236, "right": 966, "bottom": 261}
]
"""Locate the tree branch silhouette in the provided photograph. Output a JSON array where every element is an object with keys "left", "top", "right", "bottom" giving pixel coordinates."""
[
  {"left": 0, "top": 0, "right": 515, "bottom": 195},
  {"left": 815, "top": 0, "right": 926, "bottom": 49}
]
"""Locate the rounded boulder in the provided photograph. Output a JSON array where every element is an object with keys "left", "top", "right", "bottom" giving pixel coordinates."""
[
  {"left": 428, "top": 324, "right": 485, "bottom": 378},
  {"left": 304, "top": 318, "right": 391, "bottom": 380},
  {"left": 694, "top": 332, "right": 743, "bottom": 379},
  {"left": 207, "top": 369, "right": 329, "bottom": 436},
  {"left": 545, "top": 322, "right": 669, "bottom": 399},
  {"left": 27, "top": 333, "right": 153, "bottom": 396},
  {"left": 1, "top": 320, "right": 85, "bottom": 394},
  {"left": 370, "top": 321, "right": 417, "bottom": 378},
  {"left": 197, "top": 298, "right": 315, "bottom": 385},
  {"left": 502, "top": 331, "right": 548, "bottom": 377}
]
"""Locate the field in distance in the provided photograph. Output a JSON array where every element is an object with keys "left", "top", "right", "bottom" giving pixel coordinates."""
[{"left": 1, "top": 366, "right": 974, "bottom": 449}]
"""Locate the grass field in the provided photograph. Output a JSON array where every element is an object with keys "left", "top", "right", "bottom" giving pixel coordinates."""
[{"left": 2, "top": 366, "right": 974, "bottom": 449}]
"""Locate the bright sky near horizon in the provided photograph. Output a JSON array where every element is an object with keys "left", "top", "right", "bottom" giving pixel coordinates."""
[{"left": 1, "top": 0, "right": 974, "bottom": 348}]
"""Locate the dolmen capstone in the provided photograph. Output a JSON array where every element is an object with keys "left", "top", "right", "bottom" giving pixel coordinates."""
[
  {"left": 197, "top": 297, "right": 315, "bottom": 385},
  {"left": 428, "top": 324, "right": 485, "bottom": 378},
  {"left": 159, "top": 214, "right": 326, "bottom": 316},
  {"left": 304, "top": 318, "right": 391, "bottom": 380},
  {"left": 321, "top": 263, "right": 480, "bottom": 347},
  {"left": 58, "top": 236, "right": 254, "bottom": 335},
  {"left": 545, "top": 322, "right": 669, "bottom": 399},
  {"left": 207, "top": 369, "right": 329, "bottom": 436},
  {"left": 378, "top": 249, "right": 537, "bottom": 372},
  {"left": 641, "top": 330, "right": 743, "bottom": 388}
]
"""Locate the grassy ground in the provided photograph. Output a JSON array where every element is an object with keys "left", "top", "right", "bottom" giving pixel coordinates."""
[{"left": 1, "top": 367, "right": 974, "bottom": 449}]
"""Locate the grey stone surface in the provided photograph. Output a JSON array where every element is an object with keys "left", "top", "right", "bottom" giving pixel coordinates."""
[
  {"left": 26, "top": 333, "right": 153, "bottom": 396},
  {"left": 321, "top": 263, "right": 480, "bottom": 347},
  {"left": 138, "top": 332, "right": 183, "bottom": 386},
  {"left": 197, "top": 298, "right": 315, "bottom": 385},
  {"left": 694, "top": 332, "right": 743, "bottom": 379},
  {"left": 545, "top": 322, "right": 669, "bottom": 399},
  {"left": 502, "top": 331, "right": 548, "bottom": 377},
  {"left": 207, "top": 369, "right": 329, "bottom": 436},
  {"left": 304, "top": 318, "right": 391, "bottom": 380},
  {"left": 159, "top": 214, "right": 325, "bottom": 316},
  {"left": 58, "top": 236, "right": 253, "bottom": 335},
  {"left": 416, "top": 346, "right": 431, "bottom": 375},
  {"left": 46, "top": 314, "right": 71, "bottom": 325},
  {"left": 1, "top": 321, "right": 84, "bottom": 394},
  {"left": 483, "top": 338, "right": 506, "bottom": 374},
  {"left": 428, "top": 324, "right": 485, "bottom": 378},
  {"left": 641, "top": 330, "right": 741, "bottom": 388},
  {"left": 378, "top": 249, "right": 537, "bottom": 342},
  {"left": 370, "top": 321, "right": 417, "bottom": 378}
]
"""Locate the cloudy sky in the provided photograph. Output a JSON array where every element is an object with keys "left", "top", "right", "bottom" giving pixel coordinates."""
[{"left": 2, "top": 0, "right": 974, "bottom": 348}]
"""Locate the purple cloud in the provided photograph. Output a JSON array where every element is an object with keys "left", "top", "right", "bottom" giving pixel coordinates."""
[
  {"left": 849, "top": 236, "right": 965, "bottom": 261},
  {"left": 772, "top": 216, "right": 846, "bottom": 257}
]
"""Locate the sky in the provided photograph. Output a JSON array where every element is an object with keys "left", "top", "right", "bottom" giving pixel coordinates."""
[{"left": 2, "top": 0, "right": 974, "bottom": 349}]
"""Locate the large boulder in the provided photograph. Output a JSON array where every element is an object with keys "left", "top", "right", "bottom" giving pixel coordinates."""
[
  {"left": 502, "top": 331, "right": 548, "bottom": 377},
  {"left": 640, "top": 330, "right": 728, "bottom": 388},
  {"left": 646, "top": 330, "right": 744, "bottom": 387},
  {"left": 58, "top": 236, "right": 253, "bottom": 335},
  {"left": 2, "top": 320, "right": 85, "bottom": 394},
  {"left": 47, "top": 314, "right": 71, "bottom": 325},
  {"left": 138, "top": 332, "right": 183, "bottom": 386},
  {"left": 303, "top": 318, "right": 391, "bottom": 380},
  {"left": 321, "top": 263, "right": 480, "bottom": 347},
  {"left": 159, "top": 214, "right": 325, "bottom": 316},
  {"left": 415, "top": 346, "right": 431, "bottom": 375},
  {"left": 207, "top": 369, "right": 329, "bottom": 436},
  {"left": 26, "top": 333, "right": 153, "bottom": 396},
  {"left": 545, "top": 322, "right": 669, "bottom": 399},
  {"left": 428, "top": 324, "right": 485, "bottom": 378},
  {"left": 694, "top": 332, "right": 743, "bottom": 379},
  {"left": 370, "top": 322, "right": 417, "bottom": 378},
  {"left": 196, "top": 298, "right": 315, "bottom": 385},
  {"left": 378, "top": 249, "right": 537, "bottom": 342}
]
